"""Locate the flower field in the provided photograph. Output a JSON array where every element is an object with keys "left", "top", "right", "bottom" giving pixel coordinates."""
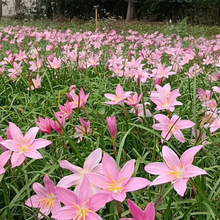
[{"left": 0, "top": 23, "right": 219, "bottom": 220}]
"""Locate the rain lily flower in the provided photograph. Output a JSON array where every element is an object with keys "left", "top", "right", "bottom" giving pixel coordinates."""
[
  {"left": 29, "top": 58, "right": 43, "bottom": 72},
  {"left": 106, "top": 116, "right": 117, "bottom": 139},
  {"left": 88, "top": 154, "right": 151, "bottom": 202},
  {"left": 52, "top": 177, "right": 110, "bottom": 220},
  {"left": 74, "top": 117, "right": 91, "bottom": 143},
  {"left": 150, "top": 83, "right": 182, "bottom": 112},
  {"left": 25, "top": 175, "right": 61, "bottom": 219},
  {"left": 0, "top": 150, "right": 12, "bottom": 175},
  {"left": 129, "top": 102, "right": 152, "bottom": 118},
  {"left": 31, "top": 74, "right": 41, "bottom": 90},
  {"left": 56, "top": 101, "right": 73, "bottom": 119},
  {"left": 152, "top": 64, "right": 176, "bottom": 79},
  {"left": 212, "top": 86, "right": 220, "bottom": 94},
  {"left": 50, "top": 113, "right": 65, "bottom": 134},
  {"left": 36, "top": 117, "right": 52, "bottom": 134},
  {"left": 1, "top": 122, "right": 51, "bottom": 168},
  {"left": 47, "top": 57, "right": 62, "bottom": 69},
  {"left": 0, "top": 66, "right": 4, "bottom": 74},
  {"left": 202, "top": 99, "right": 217, "bottom": 111},
  {"left": 121, "top": 200, "right": 155, "bottom": 220},
  {"left": 69, "top": 88, "right": 90, "bottom": 109},
  {"left": 104, "top": 84, "right": 132, "bottom": 105},
  {"left": 153, "top": 114, "right": 195, "bottom": 143},
  {"left": 125, "top": 92, "right": 143, "bottom": 108},
  {"left": 58, "top": 148, "right": 102, "bottom": 194},
  {"left": 145, "top": 145, "right": 207, "bottom": 196},
  {"left": 197, "top": 88, "right": 212, "bottom": 102},
  {"left": 8, "top": 62, "right": 22, "bottom": 80}
]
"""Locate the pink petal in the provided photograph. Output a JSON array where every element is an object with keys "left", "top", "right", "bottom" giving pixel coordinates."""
[
  {"left": 33, "top": 183, "right": 48, "bottom": 197},
  {"left": 145, "top": 162, "right": 171, "bottom": 175},
  {"left": 59, "top": 160, "right": 82, "bottom": 173},
  {"left": 0, "top": 150, "right": 12, "bottom": 167},
  {"left": 25, "top": 195, "right": 41, "bottom": 208},
  {"left": 88, "top": 193, "right": 111, "bottom": 211},
  {"left": 184, "top": 165, "right": 207, "bottom": 178},
  {"left": 31, "top": 139, "right": 51, "bottom": 149},
  {"left": 173, "top": 129, "right": 185, "bottom": 143},
  {"left": 78, "top": 177, "right": 91, "bottom": 204},
  {"left": 112, "top": 192, "right": 126, "bottom": 202},
  {"left": 116, "top": 84, "right": 124, "bottom": 96},
  {"left": 57, "top": 173, "right": 82, "bottom": 188},
  {"left": 127, "top": 199, "right": 144, "bottom": 219},
  {"left": 154, "top": 114, "right": 169, "bottom": 123},
  {"left": 87, "top": 173, "right": 109, "bottom": 189},
  {"left": 9, "top": 122, "right": 23, "bottom": 142},
  {"left": 104, "top": 93, "right": 117, "bottom": 100},
  {"left": 56, "top": 187, "right": 78, "bottom": 206},
  {"left": 173, "top": 178, "right": 188, "bottom": 197},
  {"left": 43, "top": 175, "right": 55, "bottom": 193},
  {"left": 52, "top": 206, "right": 76, "bottom": 219},
  {"left": 180, "top": 145, "right": 203, "bottom": 165},
  {"left": 162, "top": 146, "right": 181, "bottom": 170},
  {"left": 23, "top": 127, "right": 39, "bottom": 145},
  {"left": 83, "top": 148, "right": 102, "bottom": 172},
  {"left": 150, "top": 174, "right": 173, "bottom": 186},
  {"left": 143, "top": 202, "right": 155, "bottom": 220},
  {"left": 124, "top": 177, "right": 151, "bottom": 192},
  {"left": 118, "top": 160, "right": 135, "bottom": 186},
  {"left": 11, "top": 152, "right": 26, "bottom": 168},
  {"left": 0, "top": 140, "right": 19, "bottom": 151},
  {"left": 177, "top": 120, "right": 195, "bottom": 129},
  {"left": 102, "top": 153, "right": 119, "bottom": 180},
  {"left": 86, "top": 212, "right": 103, "bottom": 220},
  {"left": 0, "top": 167, "right": 6, "bottom": 175},
  {"left": 24, "top": 148, "right": 43, "bottom": 159}
]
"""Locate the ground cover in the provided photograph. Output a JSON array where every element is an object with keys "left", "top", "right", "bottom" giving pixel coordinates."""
[{"left": 0, "top": 21, "right": 219, "bottom": 220}]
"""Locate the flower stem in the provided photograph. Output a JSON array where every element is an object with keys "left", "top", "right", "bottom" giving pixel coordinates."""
[
  {"left": 112, "top": 137, "right": 117, "bottom": 158},
  {"left": 116, "top": 201, "right": 121, "bottom": 218}
]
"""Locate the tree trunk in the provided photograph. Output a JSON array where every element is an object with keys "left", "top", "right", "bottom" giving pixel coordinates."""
[
  {"left": 57, "top": 0, "right": 65, "bottom": 15},
  {"left": 46, "top": 0, "right": 53, "bottom": 18},
  {"left": 126, "top": 2, "right": 135, "bottom": 21},
  {"left": 15, "top": 0, "right": 21, "bottom": 12},
  {"left": 0, "top": 0, "right": 2, "bottom": 19}
]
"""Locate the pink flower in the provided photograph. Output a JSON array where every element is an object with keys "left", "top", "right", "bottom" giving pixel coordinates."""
[
  {"left": 69, "top": 88, "right": 90, "bottom": 109},
  {"left": 88, "top": 154, "right": 151, "bottom": 202},
  {"left": 58, "top": 148, "right": 102, "bottom": 194},
  {"left": 29, "top": 59, "right": 43, "bottom": 72},
  {"left": 104, "top": 84, "right": 132, "bottom": 105},
  {"left": 150, "top": 83, "right": 182, "bottom": 112},
  {"left": 152, "top": 64, "right": 176, "bottom": 79},
  {"left": 121, "top": 200, "right": 155, "bottom": 220},
  {"left": 1, "top": 122, "right": 51, "bottom": 168},
  {"left": 125, "top": 92, "right": 143, "bottom": 108},
  {"left": 213, "top": 86, "right": 220, "bottom": 94},
  {"left": 74, "top": 117, "right": 91, "bottom": 143},
  {"left": 197, "top": 88, "right": 212, "bottom": 102},
  {"left": 106, "top": 115, "right": 117, "bottom": 139},
  {"left": 0, "top": 150, "right": 12, "bottom": 175},
  {"left": 25, "top": 175, "right": 61, "bottom": 219},
  {"left": 8, "top": 62, "right": 22, "bottom": 80},
  {"left": 56, "top": 101, "right": 73, "bottom": 119},
  {"left": 47, "top": 57, "right": 62, "bottom": 69},
  {"left": 129, "top": 102, "right": 152, "bottom": 117},
  {"left": 52, "top": 177, "right": 109, "bottom": 220},
  {"left": 50, "top": 113, "right": 65, "bottom": 134},
  {"left": 36, "top": 117, "right": 52, "bottom": 134},
  {"left": 145, "top": 146, "right": 207, "bottom": 196},
  {"left": 31, "top": 74, "right": 41, "bottom": 90},
  {"left": 153, "top": 114, "right": 195, "bottom": 143},
  {"left": 0, "top": 66, "right": 5, "bottom": 74}
]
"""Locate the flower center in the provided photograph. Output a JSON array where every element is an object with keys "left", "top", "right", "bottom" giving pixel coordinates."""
[
  {"left": 37, "top": 193, "right": 55, "bottom": 210},
  {"left": 104, "top": 172, "right": 126, "bottom": 194},
  {"left": 167, "top": 163, "right": 185, "bottom": 181},
  {"left": 72, "top": 200, "right": 92, "bottom": 220},
  {"left": 19, "top": 139, "right": 31, "bottom": 153}
]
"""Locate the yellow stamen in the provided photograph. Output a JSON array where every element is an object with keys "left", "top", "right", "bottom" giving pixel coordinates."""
[
  {"left": 37, "top": 194, "right": 55, "bottom": 210},
  {"left": 72, "top": 200, "right": 92, "bottom": 220}
]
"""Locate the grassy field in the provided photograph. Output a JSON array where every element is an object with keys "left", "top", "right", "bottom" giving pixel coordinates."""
[{"left": 0, "top": 19, "right": 219, "bottom": 220}]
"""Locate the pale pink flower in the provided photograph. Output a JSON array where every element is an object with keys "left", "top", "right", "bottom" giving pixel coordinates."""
[
  {"left": 52, "top": 177, "right": 110, "bottom": 220},
  {"left": 50, "top": 113, "right": 65, "bottom": 134},
  {"left": 153, "top": 114, "right": 195, "bottom": 143},
  {"left": 48, "top": 57, "right": 62, "bottom": 69},
  {"left": 29, "top": 59, "right": 43, "bottom": 72},
  {"left": 0, "top": 66, "right": 5, "bottom": 74},
  {"left": 125, "top": 92, "right": 143, "bottom": 108},
  {"left": 213, "top": 86, "right": 220, "bottom": 94},
  {"left": 36, "top": 117, "right": 52, "bottom": 134},
  {"left": 197, "top": 88, "right": 212, "bottom": 102},
  {"left": 150, "top": 83, "right": 182, "bottom": 112},
  {"left": 129, "top": 102, "right": 152, "bottom": 117},
  {"left": 69, "top": 88, "right": 90, "bottom": 109},
  {"left": 8, "top": 62, "right": 22, "bottom": 80},
  {"left": 0, "top": 123, "right": 51, "bottom": 168},
  {"left": 210, "top": 116, "right": 220, "bottom": 133},
  {"left": 152, "top": 64, "right": 176, "bottom": 79},
  {"left": 202, "top": 99, "right": 217, "bottom": 111},
  {"left": 88, "top": 154, "right": 151, "bottom": 202},
  {"left": 106, "top": 115, "right": 117, "bottom": 139},
  {"left": 145, "top": 146, "right": 207, "bottom": 196},
  {"left": 121, "top": 200, "right": 155, "bottom": 220},
  {"left": 25, "top": 175, "right": 61, "bottom": 219},
  {"left": 31, "top": 74, "right": 41, "bottom": 90},
  {"left": 104, "top": 84, "right": 132, "bottom": 105},
  {"left": 58, "top": 148, "right": 102, "bottom": 194},
  {"left": 56, "top": 101, "right": 73, "bottom": 119},
  {"left": 74, "top": 117, "right": 91, "bottom": 143}
]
